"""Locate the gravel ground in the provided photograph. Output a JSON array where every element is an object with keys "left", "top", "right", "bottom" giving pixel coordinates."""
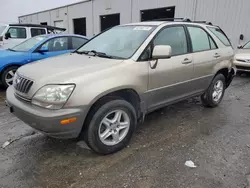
[{"left": 0, "top": 75, "right": 250, "bottom": 188}]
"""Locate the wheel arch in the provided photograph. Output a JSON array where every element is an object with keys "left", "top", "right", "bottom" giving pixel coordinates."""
[{"left": 81, "top": 88, "right": 143, "bottom": 134}]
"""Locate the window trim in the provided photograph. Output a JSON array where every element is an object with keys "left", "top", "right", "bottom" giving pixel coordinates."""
[
  {"left": 138, "top": 24, "right": 191, "bottom": 61},
  {"left": 33, "top": 36, "right": 70, "bottom": 52},
  {"left": 7, "top": 27, "right": 27, "bottom": 39},
  {"left": 207, "top": 26, "right": 232, "bottom": 47},
  {"left": 185, "top": 24, "right": 218, "bottom": 53},
  {"left": 30, "top": 27, "right": 47, "bottom": 37}
]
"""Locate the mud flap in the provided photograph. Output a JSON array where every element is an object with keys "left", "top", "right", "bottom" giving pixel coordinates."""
[{"left": 226, "top": 68, "right": 236, "bottom": 88}]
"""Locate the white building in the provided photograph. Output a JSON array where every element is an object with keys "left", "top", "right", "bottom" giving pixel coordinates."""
[{"left": 19, "top": 0, "right": 250, "bottom": 47}]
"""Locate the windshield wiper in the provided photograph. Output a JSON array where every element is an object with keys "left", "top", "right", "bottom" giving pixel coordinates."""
[
  {"left": 75, "top": 50, "right": 112, "bottom": 58},
  {"left": 8, "top": 48, "right": 16, "bottom": 52}
]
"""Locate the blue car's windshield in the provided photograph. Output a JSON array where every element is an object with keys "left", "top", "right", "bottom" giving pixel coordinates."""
[
  {"left": 77, "top": 25, "right": 156, "bottom": 59},
  {"left": 10, "top": 35, "right": 46, "bottom": 52}
]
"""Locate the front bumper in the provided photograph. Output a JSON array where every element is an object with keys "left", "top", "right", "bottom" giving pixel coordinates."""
[
  {"left": 6, "top": 86, "right": 87, "bottom": 139},
  {"left": 234, "top": 60, "right": 250, "bottom": 72}
]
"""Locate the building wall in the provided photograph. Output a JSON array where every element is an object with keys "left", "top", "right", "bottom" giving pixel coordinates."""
[
  {"left": 19, "top": 0, "right": 250, "bottom": 47},
  {"left": 131, "top": 0, "right": 196, "bottom": 22},
  {"left": 93, "top": 0, "right": 132, "bottom": 35},
  {"left": 67, "top": 1, "right": 93, "bottom": 36},
  {"left": 195, "top": 0, "right": 250, "bottom": 47}
]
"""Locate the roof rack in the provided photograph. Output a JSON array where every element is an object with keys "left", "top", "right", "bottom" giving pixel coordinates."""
[
  {"left": 149, "top": 18, "right": 213, "bottom": 25},
  {"left": 9, "top": 24, "right": 66, "bottom": 31}
]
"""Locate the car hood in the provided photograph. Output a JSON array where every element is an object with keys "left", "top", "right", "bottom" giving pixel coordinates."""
[
  {"left": 0, "top": 50, "right": 28, "bottom": 59},
  {"left": 235, "top": 49, "right": 250, "bottom": 59},
  {"left": 17, "top": 53, "right": 124, "bottom": 84}
]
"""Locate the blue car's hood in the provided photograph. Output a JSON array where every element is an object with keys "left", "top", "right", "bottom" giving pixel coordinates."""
[{"left": 0, "top": 50, "right": 27, "bottom": 58}]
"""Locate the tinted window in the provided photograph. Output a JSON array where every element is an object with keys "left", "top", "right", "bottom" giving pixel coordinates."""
[
  {"left": 31, "top": 28, "right": 46, "bottom": 37},
  {"left": 72, "top": 37, "right": 88, "bottom": 49},
  {"left": 188, "top": 27, "right": 210, "bottom": 52},
  {"left": 154, "top": 26, "right": 188, "bottom": 56},
  {"left": 41, "top": 37, "right": 69, "bottom": 52},
  {"left": 207, "top": 27, "right": 231, "bottom": 46},
  {"left": 7, "top": 27, "right": 26, "bottom": 39}
]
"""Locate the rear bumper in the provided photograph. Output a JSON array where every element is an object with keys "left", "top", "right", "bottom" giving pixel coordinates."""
[{"left": 6, "top": 86, "right": 88, "bottom": 139}]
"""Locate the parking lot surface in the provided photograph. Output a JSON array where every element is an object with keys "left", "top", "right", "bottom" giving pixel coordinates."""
[{"left": 1, "top": 76, "right": 250, "bottom": 188}]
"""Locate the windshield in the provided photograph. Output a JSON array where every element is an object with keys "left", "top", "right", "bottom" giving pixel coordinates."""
[
  {"left": 243, "top": 42, "right": 250, "bottom": 49},
  {"left": 10, "top": 35, "right": 46, "bottom": 52},
  {"left": 0, "top": 25, "right": 6, "bottom": 35},
  {"left": 77, "top": 25, "right": 156, "bottom": 59}
]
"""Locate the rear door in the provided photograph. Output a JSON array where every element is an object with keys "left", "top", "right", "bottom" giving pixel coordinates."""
[
  {"left": 186, "top": 25, "right": 221, "bottom": 92},
  {"left": 146, "top": 25, "right": 194, "bottom": 110},
  {"left": 31, "top": 36, "right": 71, "bottom": 61}
]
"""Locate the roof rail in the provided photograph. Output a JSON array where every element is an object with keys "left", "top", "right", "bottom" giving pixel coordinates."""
[
  {"left": 148, "top": 18, "right": 213, "bottom": 25},
  {"left": 191, "top": 21, "right": 213, "bottom": 25},
  {"left": 9, "top": 24, "right": 66, "bottom": 31}
]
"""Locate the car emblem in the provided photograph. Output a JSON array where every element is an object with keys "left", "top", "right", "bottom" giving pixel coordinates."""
[{"left": 16, "top": 77, "right": 21, "bottom": 84}]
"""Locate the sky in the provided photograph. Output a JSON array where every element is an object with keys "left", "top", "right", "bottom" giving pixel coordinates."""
[{"left": 0, "top": 0, "right": 82, "bottom": 23}]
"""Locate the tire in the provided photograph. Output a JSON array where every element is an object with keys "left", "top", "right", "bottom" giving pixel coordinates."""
[
  {"left": 1, "top": 66, "right": 19, "bottom": 88},
  {"left": 84, "top": 99, "right": 137, "bottom": 155},
  {"left": 201, "top": 74, "right": 226, "bottom": 108}
]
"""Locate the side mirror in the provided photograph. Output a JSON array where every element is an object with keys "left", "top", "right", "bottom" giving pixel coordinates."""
[
  {"left": 5, "top": 32, "right": 11, "bottom": 40},
  {"left": 38, "top": 46, "right": 49, "bottom": 53},
  {"left": 152, "top": 45, "right": 172, "bottom": 59},
  {"left": 237, "top": 45, "right": 243, "bottom": 49}
]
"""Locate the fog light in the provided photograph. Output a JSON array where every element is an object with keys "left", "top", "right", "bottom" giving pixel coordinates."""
[{"left": 61, "top": 117, "right": 77, "bottom": 125}]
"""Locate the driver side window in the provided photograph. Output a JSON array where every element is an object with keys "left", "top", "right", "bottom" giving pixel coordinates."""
[
  {"left": 154, "top": 26, "right": 188, "bottom": 56},
  {"left": 40, "top": 37, "right": 69, "bottom": 52}
]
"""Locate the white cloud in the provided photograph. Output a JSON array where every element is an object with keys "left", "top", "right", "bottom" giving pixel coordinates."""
[{"left": 0, "top": 0, "right": 82, "bottom": 23}]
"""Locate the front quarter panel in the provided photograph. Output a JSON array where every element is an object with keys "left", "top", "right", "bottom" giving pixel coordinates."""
[
  {"left": 0, "top": 52, "right": 31, "bottom": 72},
  {"left": 64, "top": 60, "right": 149, "bottom": 108}
]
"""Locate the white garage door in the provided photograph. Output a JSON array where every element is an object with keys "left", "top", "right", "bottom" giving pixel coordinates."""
[{"left": 54, "top": 20, "right": 64, "bottom": 28}]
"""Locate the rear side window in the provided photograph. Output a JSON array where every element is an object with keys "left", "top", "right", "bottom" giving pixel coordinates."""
[
  {"left": 154, "top": 26, "right": 188, "bottom": 56},
  {"left": 72, "top": 37, "right": 88, "bottom": 49},
  {"left": 207, "top": 27, "right": 231, "bottom": 46},
  {"left": 187, "top": 26, "right": 218, "bottom": 52},
  {"left": 7, "top": 27, "right": 26, "bottom": 39},
  {"left": 31, "top": 28, "right": 46, "bottom": 37}
]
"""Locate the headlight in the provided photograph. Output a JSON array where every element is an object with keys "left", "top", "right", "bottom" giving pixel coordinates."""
[{"left": 32, "top": 85, "right": 75, "bottom": 110}]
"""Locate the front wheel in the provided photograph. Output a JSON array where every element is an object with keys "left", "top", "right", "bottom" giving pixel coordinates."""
[
  {"left": 201, "top": 74, "right": 226, "bottom": 108},
  {"left": 1, "top": 66, "right": 19, "bottom": 88},
  {"left": 84, "top": 99, "right": 137, "bottom": 155}
]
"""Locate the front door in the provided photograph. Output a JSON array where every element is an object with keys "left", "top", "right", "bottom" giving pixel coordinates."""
[
  {"left": 31, "top": 36, "right": 72, "bottom": 62},
  {"left": 146, "top": 26, "right": 194, "bottom": 110},
  {"left": 3, "top": 27, "right": 27, "bottom": 49}
]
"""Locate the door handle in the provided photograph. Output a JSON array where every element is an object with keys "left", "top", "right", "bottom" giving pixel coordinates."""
[
  {"left": 214, "top": 53, "right": 221, "bottom": 58},
  {"left": 182, "top": 58, "right": 192, "bottom": 64}
]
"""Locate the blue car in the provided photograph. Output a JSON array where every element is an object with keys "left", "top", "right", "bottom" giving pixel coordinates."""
[{"left": 0, "top": 34, "right": 88, "bottom": 87}]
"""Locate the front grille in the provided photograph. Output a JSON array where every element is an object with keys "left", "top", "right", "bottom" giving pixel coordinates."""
[
  {"left": 236, "top": 66, "right": 250, "bottom": 71},
  {"left": 236, "top": 59, "right": 246, "bottom": 62},
  {"left": 13, "top": 74, "right": 33, "bottom": 94}
]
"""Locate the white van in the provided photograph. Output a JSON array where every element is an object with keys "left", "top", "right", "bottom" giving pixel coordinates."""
[{"left": 0, "top": 24, "right": 66, "bottom": 50}]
